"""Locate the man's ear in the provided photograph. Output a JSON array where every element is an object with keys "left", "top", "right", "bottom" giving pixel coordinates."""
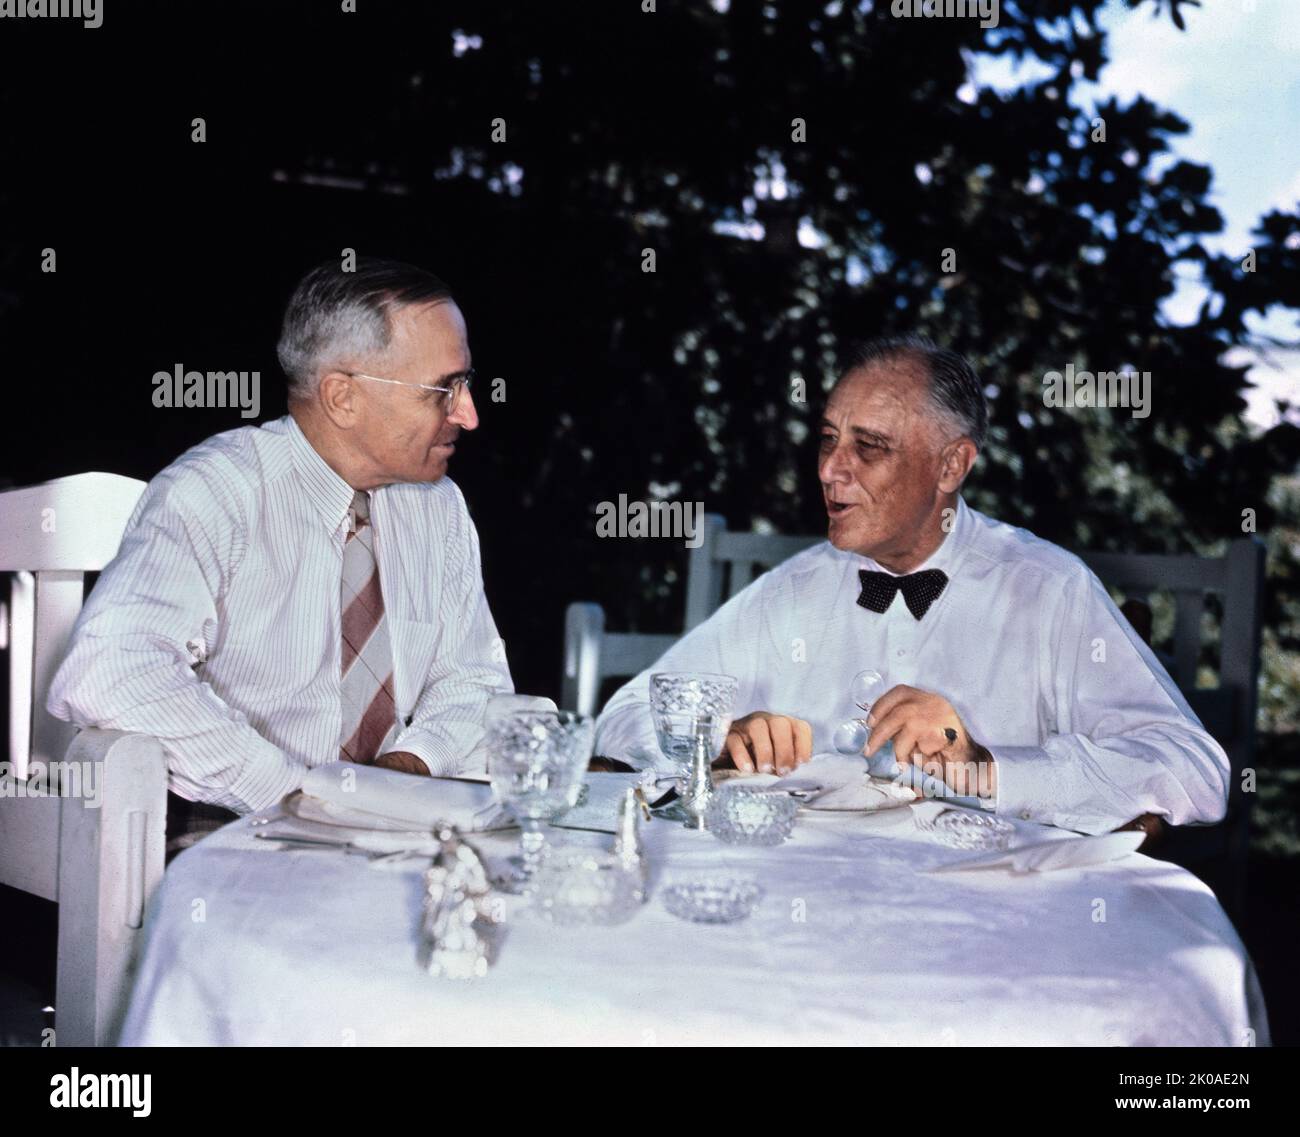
[
  {"left": 937, "top": 437, "right": 978, "bottom": 494},
  {"left": 318, "top": 371, "right": 358, "bottom": 429}
]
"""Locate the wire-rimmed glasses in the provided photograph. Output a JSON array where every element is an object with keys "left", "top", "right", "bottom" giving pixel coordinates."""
[{"left": 346, "top": 368, "right": 474, "bottom": 416}]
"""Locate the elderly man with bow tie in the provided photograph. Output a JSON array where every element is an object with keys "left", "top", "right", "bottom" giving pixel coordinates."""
[{"left": 594, "top": 335, "right": 1229, "bottom": 834}]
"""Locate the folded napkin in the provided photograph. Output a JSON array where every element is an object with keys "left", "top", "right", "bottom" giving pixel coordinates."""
[
  {"left": 926, "top": 829, "right": 1147, "bottom": 874},
  {"left": 300, "top": 764, "right": 504, "bottom": 832},
  {"left": 766, "top": 754, "right": 918, "bottom": 811}
]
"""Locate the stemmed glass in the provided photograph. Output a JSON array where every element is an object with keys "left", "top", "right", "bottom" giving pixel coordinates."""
[
  {"left": 832, "top": 669, "right": 890, "bottom": 771},
  {"left": 648, "top": 672, "right": 738, "bottom": 820},
  {"left": 833, "top": 670, "right": 979, "bottom": 805},
  {"left": 487, "top": 710, "right": 594, "bottom": 894}
]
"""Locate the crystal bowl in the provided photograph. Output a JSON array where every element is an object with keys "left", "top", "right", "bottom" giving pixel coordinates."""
[
  {"left": 921, "top": 808, "right": 1015, "bottom": 851},
  {"left": 705, "top": 784, "right": 799, "bottom": 845},
  {"left": 660, "top": 875, "right": 763, "bottom": 924},
  {"left": 531, "top": 849, "right": 644, "bottom": 926}
]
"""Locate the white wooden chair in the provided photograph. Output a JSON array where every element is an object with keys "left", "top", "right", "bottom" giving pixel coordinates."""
[
  {"left": 562, "top": 517, "right": 1265, "bottom": 920},
  {"left": 562, "top": 515, "right": 819, "bottom": 716},
  {"left": 1076, "top": 541, "right": 1265, "bottom": 922},
  {"left": 561, "top": 517, "right": 821, "bottom": 722},
  {"left": 1, "top": 472, "right": 168, "bottom": 1047},
  {"left": 1, "top": 472, "right": 559, "bottom": 1045}
]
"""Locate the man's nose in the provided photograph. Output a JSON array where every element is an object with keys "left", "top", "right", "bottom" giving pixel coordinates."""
[
  {"left": 818, "top": 443, "right": 849, "bottom": 485},
  {"left": 450, "top": 385, "right": 480, "bottom": 431}
]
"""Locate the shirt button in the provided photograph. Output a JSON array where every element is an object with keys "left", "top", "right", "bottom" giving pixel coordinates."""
[
  {"left": 896, "top": 649, "right": 906, "bottom": 657},
  {"left": 1020, "top": 810, "right": 1032, "bottom": 820}
]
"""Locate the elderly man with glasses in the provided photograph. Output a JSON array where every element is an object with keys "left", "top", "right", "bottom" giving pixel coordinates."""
[{"left": 48, "top": 258, "right": 512, "bottom": 854}]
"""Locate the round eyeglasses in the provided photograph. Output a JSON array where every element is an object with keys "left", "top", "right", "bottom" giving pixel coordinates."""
[{"left": 345, "top": 369, "right": 474, "bottom": 416}]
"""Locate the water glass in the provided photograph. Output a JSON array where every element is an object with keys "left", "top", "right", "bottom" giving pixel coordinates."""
[
  {"left": 649, "top": 671, "right": 737, "bottom": 773},
  {"left": 487, "top": 710, "right": 594, "bottom": 894}
]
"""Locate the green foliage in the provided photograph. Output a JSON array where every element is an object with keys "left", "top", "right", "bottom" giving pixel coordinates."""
[
  {"left": 9, "top": 1, "right": 1292, "bottom": 837},
  {"left": 412, "top": 1, "right": 1295, "bottom": 666},
  {"left": 373, "top": 0, "right": 1298, "bottom": 760}
]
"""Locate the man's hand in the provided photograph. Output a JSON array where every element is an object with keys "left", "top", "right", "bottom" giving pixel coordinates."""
[
  {"left": 372, "top": 751, "right": 431, "bottom": 777},
  {"left": 865, "top": 685, "right": 996, "bottom": 799},
  {"left": 720, "top": 712, "right": 814, "bottom": 775}
]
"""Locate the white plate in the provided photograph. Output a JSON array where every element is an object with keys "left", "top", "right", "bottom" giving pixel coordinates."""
[
  {"left": 744, "top": 758, "right": 921, "bottom": 814},
  {"left": 713, "top": 772, "right": 917, "bottom": 814},
  {"left": 801, "top": 780, "right": 918, "bottom": 813}
]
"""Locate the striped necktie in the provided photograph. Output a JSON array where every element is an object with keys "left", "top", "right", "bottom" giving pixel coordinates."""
[{"left": 339, "top": 490, "right": 398, "bottom": 763}]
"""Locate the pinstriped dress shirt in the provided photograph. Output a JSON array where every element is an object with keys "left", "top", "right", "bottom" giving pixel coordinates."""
[{"left": 47, "top": 414, "right": 513, "bottom": 813}]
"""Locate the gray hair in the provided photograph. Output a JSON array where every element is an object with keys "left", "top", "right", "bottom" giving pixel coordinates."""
[
  {"left": 838, "top": 334, "right": 988, "bottom": 450},
  {"left": 276, "top": 257, "right": 453, "bottom": 398}
]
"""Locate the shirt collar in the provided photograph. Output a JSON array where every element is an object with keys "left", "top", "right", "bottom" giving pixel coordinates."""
[
  {"left": 857, "top": 495, "right": 973, "bottom": 578},
  {"left": 285, "top": 414, "right": 360, "bottom": 533}
]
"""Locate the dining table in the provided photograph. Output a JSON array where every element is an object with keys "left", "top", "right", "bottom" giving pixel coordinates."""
[{"left": 118, "top": 776, "right": 1270, "bottom": 1047}]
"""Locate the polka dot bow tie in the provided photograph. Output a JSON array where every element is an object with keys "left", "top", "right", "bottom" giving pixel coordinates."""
[{"left": 856, "top": 568, "right": 949, "bottom": 620}]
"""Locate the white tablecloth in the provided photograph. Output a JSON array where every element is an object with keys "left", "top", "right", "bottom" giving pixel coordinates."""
[{"left": 119, "top": 798, "right": 1269, "bottom": 1046}]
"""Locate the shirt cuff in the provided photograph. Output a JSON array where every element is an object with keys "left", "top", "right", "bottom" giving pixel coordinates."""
[
  {"left": 591, "top": 723, "right": 665, "bottom": 773},
  {"left": 601, "top": 745, "right": 663, "bottom": 774},
  {"left": 218, "top": 742, "right": 305, "bottom": 814},
  {"left": 390, "top": 726, "right": 473, "bottom": 778},
  {"left": 984, "top": 743, "right": 1122, "bottom": 835},
  {"left": 985, "top": 743, "right": 1054, "bottom": 825}
]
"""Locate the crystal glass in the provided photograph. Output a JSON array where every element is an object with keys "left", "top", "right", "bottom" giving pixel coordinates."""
[
  {"left": 648, "top": 672, "right": 738, "bottom": 820},
  {"left": 531, "top": 849, "right": 644, "bottom": 925},
  {"left": 487, "top": 711, "right": 594, "bottom": 894},
  {"left": 831, "top": 668, "right": 885, "bottom": 753},
  {"left": 832, "top": 669, "right": 902, "bottom": 777},
  {"left": 917, "top": 807, "right": 1015, "bottom": 851},
  {"left": 661, "top": 874, "right": 763, "bottom": 924},
  {"left": 706, "top": 784, "right": 799, "bottom": 846}
]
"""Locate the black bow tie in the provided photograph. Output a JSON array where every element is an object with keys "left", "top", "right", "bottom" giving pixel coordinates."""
[{"left": 856, "top": 568, "right": 949, "bottom": 620}]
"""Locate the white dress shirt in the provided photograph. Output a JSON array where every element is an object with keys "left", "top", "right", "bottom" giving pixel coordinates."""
[
  {"left": 594, "top": 496, "right": 1230, "bottom": 834},
  {"left": 47, "top": 414, "right": 513, "bottom": 813}
]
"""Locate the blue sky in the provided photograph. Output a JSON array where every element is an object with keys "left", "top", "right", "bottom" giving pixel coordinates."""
[
  {"left": 710, "top": 0, "right": 1298, "bottom": 428},
  {"left": 975, "top": 0, "right": 1300, "bottom": 429}
]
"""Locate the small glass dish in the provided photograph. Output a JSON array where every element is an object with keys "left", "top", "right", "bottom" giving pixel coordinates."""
[
  {"left": 705, "top": 784, "right": 799, "bottom": 846},
  {"left": 531, "top": 849, "right": 644, "bottom": 926},
  {"left": 661, "top": 874, "right": 763, "bottom": 924},
  {"left": 918, "top": 808, "right": 1015, "bottom": 851}
]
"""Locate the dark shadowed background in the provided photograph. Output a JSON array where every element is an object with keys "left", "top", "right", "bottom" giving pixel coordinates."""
[{"left": 1, "top": 0, "right": 1297, "bottom": 1041}]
